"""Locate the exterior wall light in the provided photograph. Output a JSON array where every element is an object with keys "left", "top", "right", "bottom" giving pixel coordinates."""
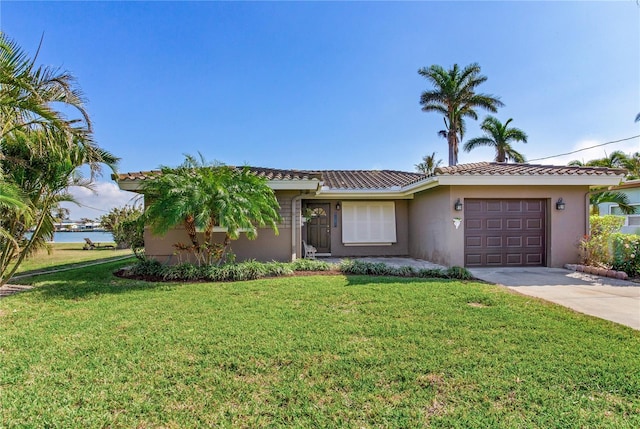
[
  {"left": 454, "top": 198, "right": 463, "bottom": 212},
  {"left": 335, "top": 202, "right": 341, "bottom": 211},
  {"left": 556, "top": 198, "right": 566, "bottom": 211}
]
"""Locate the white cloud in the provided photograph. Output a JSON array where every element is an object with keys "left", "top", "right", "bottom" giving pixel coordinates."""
[
  {"left": 59, "top": 181, "right": 141, "bottom": 221},
  {"left": 536, "top": 138, "right": 639, "bottom": 166}
]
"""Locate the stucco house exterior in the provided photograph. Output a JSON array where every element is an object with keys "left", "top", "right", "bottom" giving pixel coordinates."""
[
  {"left": 597, "top": 179, "right": 640, "bottom": 234},
  {"left": 116, "top": 162, "right": 625, "bottom": 268}
]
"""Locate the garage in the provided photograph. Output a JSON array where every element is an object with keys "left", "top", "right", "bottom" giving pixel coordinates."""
[{"left": 464, "top": 199, "right": 546, "bottom": 267}]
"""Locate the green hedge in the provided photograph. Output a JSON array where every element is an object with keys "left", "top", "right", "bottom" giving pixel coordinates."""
[
  {"left": 124, "top": 258, "right": 474, "bottom": 282},
  {"left": 611, "top": 233, "right": 640, "bottom": 276}
]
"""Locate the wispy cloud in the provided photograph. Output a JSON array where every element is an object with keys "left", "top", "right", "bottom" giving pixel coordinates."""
[
  {"left": 539, "top": 138, "right": 639, "bottom": 166},
  {"left": 59, "top": 181, "right": 140, "bottom": 221}
]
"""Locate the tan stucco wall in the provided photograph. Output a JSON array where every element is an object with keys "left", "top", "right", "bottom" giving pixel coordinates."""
[
  {"left": 144, "top": 190, "right": 302, "bottom": 263},
  {"left": 407, "top": 186, "right": 457, "bottom": 266},
  {"left": 324, "top": 199, "right": 410, "bottom": 257},
  {"left": 408, "top": 185, "right": 590, "bottom": 267}
]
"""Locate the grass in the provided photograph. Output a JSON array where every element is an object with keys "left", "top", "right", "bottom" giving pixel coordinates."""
[
  {"left": 1, "top": 261, "right": 639, "bottom": 428},
  {"left": 10, "top": 242, "right": 133, "bottom": 275}
]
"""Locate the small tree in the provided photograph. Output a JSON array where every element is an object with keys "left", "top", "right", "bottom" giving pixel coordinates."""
[
  {"left": 415, "top": 152, "right": 442, "bottom": 175},
  {"left": 143, "top": 155, "right": 281, "bottom": 266},
  {"left": 100, "top": 205, "right": 144, "bottom": 252},
  {"left": 580, "top": 215, "right": 625, "bottom": 267}
]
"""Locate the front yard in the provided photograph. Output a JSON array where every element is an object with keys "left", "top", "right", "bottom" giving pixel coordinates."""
[{"left": 1, "top": 260, "right": 638, "bottom": 428}]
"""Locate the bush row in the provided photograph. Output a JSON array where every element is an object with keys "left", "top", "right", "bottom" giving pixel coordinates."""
[
  {"left": 338, "top": 259, "right": 473, "bottom": 280},
  {"left": 124, "top": 258, "right": 473, "bottom": 282},
  {"left": 580, "top": 215, "right": 640, "bottom": 276},
  {"left": 611, "top": 233, "right": 640, "bottom": 277}
]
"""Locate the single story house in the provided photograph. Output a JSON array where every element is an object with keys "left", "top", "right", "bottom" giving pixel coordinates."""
[
  {"left": 116, "top": 162, "right": 625, "bottom": 268},
  {"left": 597, "top": 178, "right": 640, "bottom": 234}
]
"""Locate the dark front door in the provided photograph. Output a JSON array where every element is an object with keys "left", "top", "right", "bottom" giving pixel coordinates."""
[
  {"left": 464, "top": 199, "right": 546, "bottom": 267},
  {"left": 306, "top": 203, "right": 331, "bottom": 254}
]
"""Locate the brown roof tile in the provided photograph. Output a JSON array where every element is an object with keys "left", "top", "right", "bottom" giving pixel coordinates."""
[
  {"left": 312, "top": 170, "right": 425, "bottom": 189},
  {"left": 116, "top": 162, "right": 625, "bottom": 191},
  {"left": 115, "top": 167, "right": 322, "bottom": 183},
  {"left": 434, "top": 162, "right": 626, "bottom": 177},
  {"left": 116, "top": 167, "right": 424, "bottom": 190}
]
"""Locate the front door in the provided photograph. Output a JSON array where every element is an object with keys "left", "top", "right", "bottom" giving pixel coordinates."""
[{"left": 306, "top": 203, "right": 331, "bottom": 254}]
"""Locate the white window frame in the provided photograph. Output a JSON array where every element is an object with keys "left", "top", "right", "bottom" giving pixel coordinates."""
[
  {"left": 609, "top": 204, "right": 640, "bottom": 226},
  {"left": 342, "top": 201, "right": 397, "bottom": 246}
]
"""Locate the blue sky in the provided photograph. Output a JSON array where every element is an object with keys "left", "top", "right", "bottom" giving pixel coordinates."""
[{"left": 2, "top": 1, "right": 639, "bottom": 220}]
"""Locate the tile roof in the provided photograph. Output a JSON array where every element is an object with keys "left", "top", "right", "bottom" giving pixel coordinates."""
[
  {"left": 115, "top": 167, "right": 322, "bottom": 183},
  {"left": 116, "top": 168, "right": 425, "bottom": 189},
  {"left": 311, "top": 170, "right": 425, "bottom": 189},
  {"left": 116, "top": 162, "right": 625, "bottom": 191},
  {"left": 434, "top": 162, "right": 626, "bottom": 177}
]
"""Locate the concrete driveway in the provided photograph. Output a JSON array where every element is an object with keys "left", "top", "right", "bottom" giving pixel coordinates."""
[{"left": 469, "top": 267, "right": 640, "bottom": 330}]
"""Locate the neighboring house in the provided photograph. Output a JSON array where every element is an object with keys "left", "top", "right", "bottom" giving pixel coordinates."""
[
  {"left": 597, "top": 179, "right": 640, "bottom": 235},
  {"left": 116, "top": 162, "right": 625, "bottom": 268}
]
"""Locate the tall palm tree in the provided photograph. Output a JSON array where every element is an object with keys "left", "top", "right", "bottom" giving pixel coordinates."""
[
  {"left": 415, "top": 151, "right": 442, "bottom": 175},
  {"left": 418, "top": 63, "right": 503, "bottom": 166},
  {"left": 0, "top": 34, "right": 118, "bottom": 285},
  {"left": 463, "top": 116, "right": 528, "bottom": 163}
]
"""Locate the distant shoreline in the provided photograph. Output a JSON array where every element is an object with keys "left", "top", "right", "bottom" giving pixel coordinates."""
[{"left": 27, "top": 231, "right": 114, "bottom": 243}]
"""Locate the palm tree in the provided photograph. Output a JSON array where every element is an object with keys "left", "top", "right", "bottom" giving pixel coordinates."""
[
  {"left": 463, "top": 116, "right": 528, "bottom": 163},
  {"left": 418, "top": 63, "right": 504, "bottom": 166},
  {"left": 622, "top": 152, "right": 640, "bottom": 180},
  {"left": 0, "top": 34, "right": 90, "bottom": 141},
  {"left": 143, "top": 154, "right": 282, "bottom": 265},
  {"left": 0, "top": 34, "right": 118, "bottom": 285},
  {"left": 52, "top": 206, "right": 70, "bottom": 230},
  {"left": 415, "top": 152, "right": 442, "bottom": 175},
  {"left": 635, "top": 113, "right": 640, "bottom": 122},
  {"left": 590, "top": 191, "right": 637, "bottom": 215}
]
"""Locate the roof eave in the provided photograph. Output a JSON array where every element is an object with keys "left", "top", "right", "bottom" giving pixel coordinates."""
[
  {"left": 116, "top": 178, "right": 322, "bottom": 193},
  {"left": 437, "top": 175, "right": 625, "bottom": 187}
]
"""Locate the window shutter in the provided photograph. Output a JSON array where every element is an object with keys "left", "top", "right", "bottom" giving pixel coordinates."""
[{"left": 342, "top": 202, "right": 396, "bottom": 245}]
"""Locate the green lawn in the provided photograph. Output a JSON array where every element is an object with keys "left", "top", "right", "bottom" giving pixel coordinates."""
[
  {"left": 11, "top": 242, "right": 133, "bottom": 275},
  {"left": 1, "top": 261, "right": 639, "bottom": 428}
]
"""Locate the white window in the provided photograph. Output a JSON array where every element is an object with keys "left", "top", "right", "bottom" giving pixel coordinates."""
[
  {"left": 342, "top": 201, "right": 396, "bottom": 245},
  {"left": 609, "top": 204, "right": 640, "bottom": 226}
]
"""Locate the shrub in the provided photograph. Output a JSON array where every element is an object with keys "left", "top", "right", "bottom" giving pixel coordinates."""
[
  {"left": 291, "top": 258, "right": 333, "bottom": 271},
  {"left": 416, "top": 268, "right": 448, "bottom": 278},
  {"left": 264, "top": 262, "right": 295, "bottom": 277},
  {"left": 162, "top": 263, "right": 202, "bottom": 281},
  {"left": 446, "top": 266, "right": 473, "bottom": 280},
  {"left": 579, "top": 215, "right": 625, "bottom": 267},
  {"left": 389, "top": 265, "right": 415, "bottom": 277},
  {"left": 124, "top": 258, "right": 473, "bottom": 282},
  {"left": 128, "top": 259, "right": 164, "bottom": 277},
  {"left": 100, "top": 205, "right": 144, "bottom": 252},
  {"left": 339, "top": 260, "right": 393, "bottom": 276},
  {"left": 611, "top": 233, "right": 640, "bottom": 276}
]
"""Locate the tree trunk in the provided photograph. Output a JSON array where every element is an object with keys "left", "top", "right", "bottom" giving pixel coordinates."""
[{"left": 448, "top": 131, "right": 458, "bottom": 166}]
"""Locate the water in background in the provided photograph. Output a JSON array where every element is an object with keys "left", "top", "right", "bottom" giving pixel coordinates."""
[{"left": 26, "top": 231, "right": 114, "bottom": 243}]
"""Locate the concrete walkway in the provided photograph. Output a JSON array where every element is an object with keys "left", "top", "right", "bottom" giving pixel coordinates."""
[{"left": 469, "top": 267, "right": 640, "bottom": 330}]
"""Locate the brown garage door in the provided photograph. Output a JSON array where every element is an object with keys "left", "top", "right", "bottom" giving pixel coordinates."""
[{"left": 464, "top": 199, "right": 546, "bottom": 267}]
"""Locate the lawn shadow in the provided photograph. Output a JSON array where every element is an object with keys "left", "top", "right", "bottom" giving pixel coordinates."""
[
  {"left": 14, "top": 254, "right": 134, "bottom": 278},
  {"left": 34, "top": 278, "right": 178, "bottom": 300},
  {"left": 21, "top": 260, "right": 179, "bottom": 301},
  {"left": 344, "top": 275, "right": 465, "bottom": 287}
]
